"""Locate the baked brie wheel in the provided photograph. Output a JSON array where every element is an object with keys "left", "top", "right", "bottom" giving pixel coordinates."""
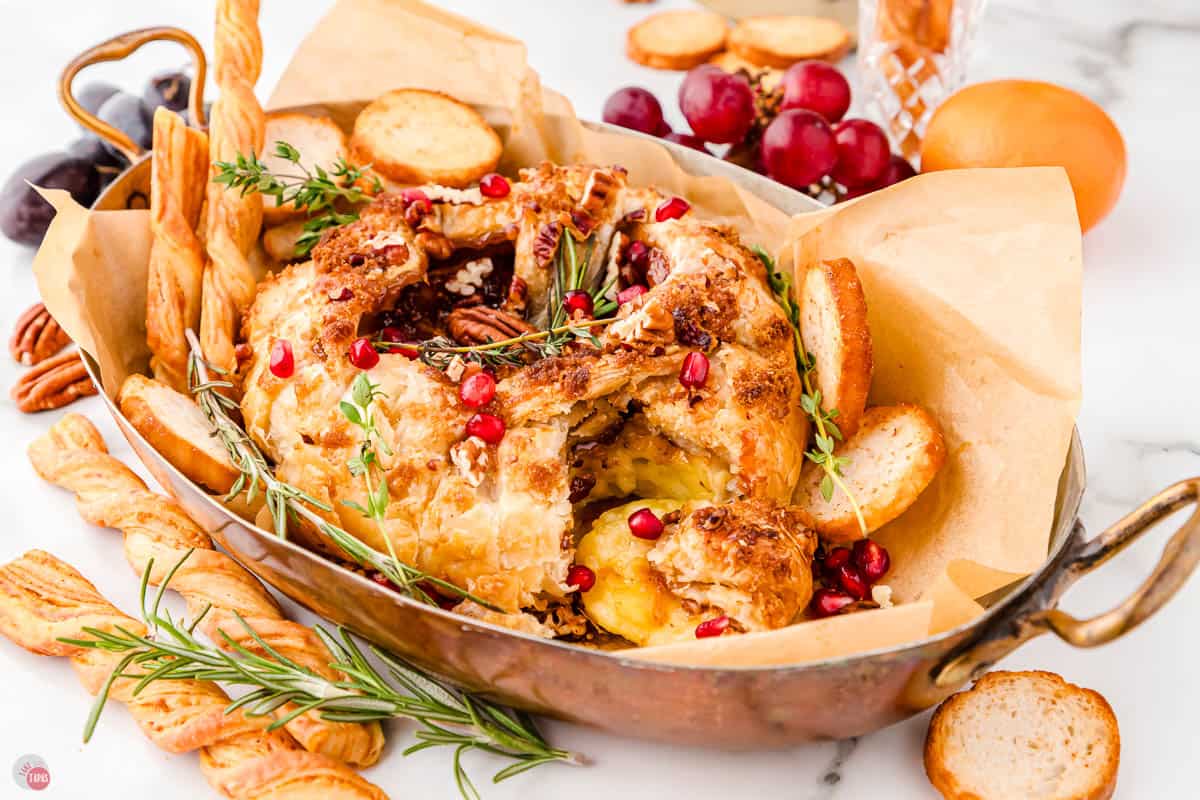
[{"left": 241, "top": 162, "right": 817, "bottom": 643}]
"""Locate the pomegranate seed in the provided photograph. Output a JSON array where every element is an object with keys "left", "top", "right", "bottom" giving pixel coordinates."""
[
  {"left": 694, "top": 615, "right": 730, "bottom": 638},
  {"left": 329, "top": 287, "right": 353, "bottom": 301},
  {"left": 269, "top": 340, "right": 294, "bottom": 378},
  {"left": 400, "top": 188, "right": 432, "bottom": 213},
  {"left": 823, "top": 546, "right": 852, "bottom": 572},
  {"left": 654, "top": 196, "right": 690, "bottom": 222},
  {"left": 566, "top": 564, "right": 596, "bottom": 592},
  {"left": 810, "top": 588, "right": 856, "bottom": 618},
  {"left": 479, "top": 173, "right": 511, "bottom": 198},
  {"left": 390, "top": 345, "right": 419, "bottom": 359},
  {"left": 627, "top": 240, "right": 649, "bottom": 268},
  {"left": 617, "top": 284, "right": 648, "bottom": 305},
  {"left": 459, "top": 372, "right": 496, "bottom": 408},
  {"left": 369, "top": 572, "right": 397, "bottom": 591},
  {"left": 834, "top": 564, "right": 870, "bottom": 600},
  {"left": 348, "top": 337, "right": 380, "bottom": 370},
  {"left": 627, "top": 507, "right": 664, "bottom": 540},
  {"left": 679, "top": 351, "right": 709, "bottom": 388},
  {"left": 466, "top": 412, "right": 505, "bottom": 444},
  {"left": 853, "top": 538, "right": 891, "bottom": 584},
  {"left": 563, "top": 290, "right": 594, "bottom": 318}
]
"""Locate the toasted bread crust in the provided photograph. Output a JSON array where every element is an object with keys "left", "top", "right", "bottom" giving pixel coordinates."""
[
  {"left": 728, "top": 15, "right": 851, "bottom": 69},
  {"left": 260, "top": 112, "right": 349, "bottom": 224},
  {"left": 117, "top": 373, "right": 241, "bottom": 494},
  {"left": 925, "top": 671, "right": 1120, "bottom": 800},
  {"left": 349, "top": 89, "right": 501, "bottom": 187},
  {"left": 801, "top": 257, "right": 873, "bottom": 438},
  {"left": 797, "top": 403, "right": 946, "bottom": 542},
  {"left": 626, "top": 10, "right": 728, "bottom": 70}
]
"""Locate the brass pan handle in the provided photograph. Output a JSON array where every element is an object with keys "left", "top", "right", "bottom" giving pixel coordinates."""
[
  {"left": 932, "top": 478, "right": 1200, "bottom": 690},
  {"left": 59, "top": 26, "right": 208, "bottom": 162},
  {"left": 1036, "top": 477, "right": 1200, "bottom": 646}
]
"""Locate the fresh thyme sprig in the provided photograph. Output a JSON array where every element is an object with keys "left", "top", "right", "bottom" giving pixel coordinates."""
[
  {"left": 60, "top": 553, "right": 580, "bottom": 799},
  {"left": 213, "top": 141, "right": 382, "bottom": 256},
  {"left": 756, "top": 247, "right": 868, "bottom": 536},
  {"left": 184, "top": 330, "right": 499, "bottom": 610},
  {"left": 408, "top": 318, "right": 614, "bottom": 372}
]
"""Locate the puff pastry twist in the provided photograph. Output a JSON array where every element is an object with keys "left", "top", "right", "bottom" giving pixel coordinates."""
[
  {"left": 27, "top": 414, "right": 384, "bottom": 768},
  {"left": 147, "top": 108, "right": 210, "bottom": 391},
  {"left": 200, "top": 0, "right": 266, "bottom": 376},
  {"left": 0, "top": 550, "right": 387, "bottom": 799}
]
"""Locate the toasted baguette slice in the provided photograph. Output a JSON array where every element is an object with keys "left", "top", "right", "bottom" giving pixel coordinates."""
[
  {"left": 626, "top": 10, "right": 728, "bottom": 70},
  {"left": 728, "top": 16, "right": 852, "bottom": 69},
  {"left": 117, "top": 374, "right": 239, "bottom": 494},
  {"left": 259, "top": 113, "right": 349, "bottom": 224},
  {"left": 796, "top": 404, "right": 945, "bottom": 542},
  {"left": 800, "top": 257, "right": 872, "bottom": 438},
  {"left": 926, "top": 671, "right": 1120, "bottom": 800},
  {"left": 349, "top": 89, "right": 501, "bottom": 187}
]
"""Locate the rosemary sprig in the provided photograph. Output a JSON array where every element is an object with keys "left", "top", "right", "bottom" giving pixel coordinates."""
[
  {"left": 756, "top": 247, "right": 868, "bottom": 536},
  {"left": 213, "top": 142, "right": 382, "bottom": 256},
  {"left": 184, "top": 330, "right": 499, "bottom": 610},
  {"left": 410, "top": 318, "right": 614, "bottom": 372},
  {"left": 61, "top": 553, "right": 580, "bottom": 799}
]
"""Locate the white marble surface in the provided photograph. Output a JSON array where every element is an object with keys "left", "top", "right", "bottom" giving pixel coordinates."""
[{"left": 0, "top": 0, "right": 1197, "bottom": 797}]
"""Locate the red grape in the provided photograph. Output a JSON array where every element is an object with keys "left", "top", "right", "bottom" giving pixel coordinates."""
[
  {"left": 664, "top": 131, "right": 713, "bottom": 154},
  {"left": 831, "top": 119, "right": 891, "bottom": 188},
  {"left": 781, "top": 61, "right": 852, "bottom": 123},
  {"left": 678, "top": 65, "right": 755, "bottom": 145},
  {"left": 603, "top": 87, "right": 666, "bottom": 136},
  {"left": 760, "top": 109, "right": 838, "bottom": 189}
]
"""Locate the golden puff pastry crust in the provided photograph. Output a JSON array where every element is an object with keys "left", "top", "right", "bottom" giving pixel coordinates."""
[{"left": 239, "top": 163, "right": 812, "bottom": 638}]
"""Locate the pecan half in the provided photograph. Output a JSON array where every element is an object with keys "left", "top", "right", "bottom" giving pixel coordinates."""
[
  {"left": 12, "top": 350, "right": 97, "bottom": 412},
  {"left": 447, "top": 306, "right": 536, "bottom": 346},
  {"left": 502, "top": 276, "right": 528, "bottom": 316},
  {"left": 10, "top": 302, "right": 71, "bottom": 366},
  {"left": 532, "top": 222, "right": 562, "bottom": 269},
  {"left": 578, "top": 169, "right": 620, "bottom": 220},
  {"left": 646, "top": 246, "right": 671, "bottom": 287},
  {"left": 415, "top": 230, "right": 454, "bottom": 260}
]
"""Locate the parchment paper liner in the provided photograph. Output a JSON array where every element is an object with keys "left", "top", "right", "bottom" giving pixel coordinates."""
[{"left": 32, "top": 0, "right": 1081, "bottom": 667}]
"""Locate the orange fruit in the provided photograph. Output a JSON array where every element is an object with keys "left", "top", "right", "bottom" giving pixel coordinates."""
[{"left": 920, "top": 80, "right": 1126, "bottom": 232}]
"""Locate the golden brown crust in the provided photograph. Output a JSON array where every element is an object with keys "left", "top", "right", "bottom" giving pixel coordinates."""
[
  {"left": 796, "top": 404, "right": 945, "bottom": 542},
  {"left": 0, "top": 550, "right": 387, "bottom": 799},
  {"left": 201, "top": 0, "right": 267, "bottom": 377},
  {"left": 27, "top": 414, "right": 385, "bottom": 768},
  {"left": 349, "top": 89, "right": 502, "bottom": 186},
  {"left": 626, "top": 10, "right": 728, "bottom": 70},
  {"left": 147, "top": 107, "right": 210, "bottom": 391},
  {"left": 728, "top": 15, "right": 852, "bottom": 69},
  {"left": 925, "top": 670, "right": 1120, "bottom": 800},
  {"left": 801, "top": 257, "right": 873, "bottom": 438},
  {"left": 117, "top": 373, "right": 242, "bottom": 494},
  {"left": 648, "top": 500, "right": 817, "bottom": 631}
]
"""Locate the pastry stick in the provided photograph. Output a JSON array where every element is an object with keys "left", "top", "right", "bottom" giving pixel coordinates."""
[
  {"left": 200, "top": 0, "right": 266, "bottom": 377},
  {"left": 147, "top": 107, "right": 209, "bottom": 391},
  {"left": 27, "top": 414, "right": 385, "bottom": 769},
  {"left": 0, "top": 550, "right": 387, "bottom": 799}
]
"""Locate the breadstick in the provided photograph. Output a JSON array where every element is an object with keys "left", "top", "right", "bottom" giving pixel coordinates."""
[
  {"left": 27, "top": 414, "right": 385, "bottom": 769},
  {"left": 200, "top": 0, "right": 266, "bottom": 376},
  {"left": 0, "top": 550, "right": 387, "bottom": 799},
  {"left": 147, "top": 107, "right": 209, "bottom": 391}
]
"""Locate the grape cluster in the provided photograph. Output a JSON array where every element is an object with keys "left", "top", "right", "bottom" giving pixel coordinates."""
[
  {"left": 0, "top": 69, "right": 194, "bottom": 247},
  {"left": 603, "top": 62, "right": 915, "bottom": 203}
]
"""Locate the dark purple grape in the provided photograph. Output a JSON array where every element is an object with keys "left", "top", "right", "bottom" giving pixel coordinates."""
[
  {"left": 602, "top": 87, "right": 666, "bottom": 136},
  {"left": 143, "top": 70, "right": 191, "bottom": 113},
  {"left": 76, "top": 81, "right": 121, "bottom": 117},
  {"left": 95, "top": 92, "right": 153, "bottom": 157},
  {"left": 67, "top": 137, "right": 125, "bottom": 190},
  {"left": 0, "top": 152, "right": 101, "bottom": 246}
]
